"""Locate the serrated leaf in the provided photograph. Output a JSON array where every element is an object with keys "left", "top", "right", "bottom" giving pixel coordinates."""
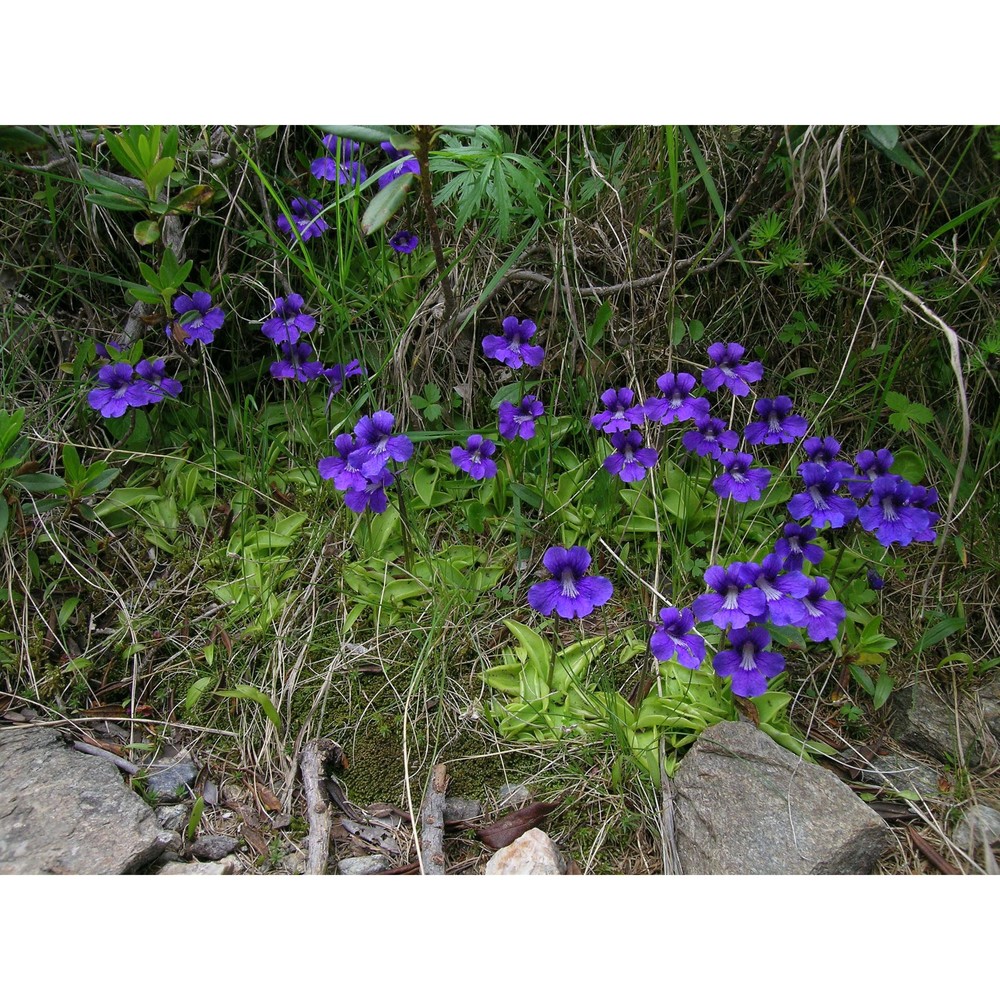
[
  {"left": 888, "top": 412, "right": 910, "bottom": 432},
  {"left": 361, "top": 173, "right": 415, "bottom": 234}
]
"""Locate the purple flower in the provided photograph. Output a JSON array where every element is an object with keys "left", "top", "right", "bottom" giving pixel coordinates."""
[
  {"left": 310, "top": 134, "right": 367, "bottom": 185},
  {"left": 787, "top": 463, "right": 858, "bottom": 529},
  {"left": 498, "top": 395, "right": 544, "bottom": 440},
  {"left": 858, "top": 475, "right": 932, "bottom": 547},
  {"left": 702, "top": 342, "right": 764, "bottom": 397},
  {"left": 908, "top": 485, "right": 940, "bottom": 542},
  {"left": 270, "top": 341, "right": 325, "bottom": 382},
  {"left": 867, "top": 569, "right": 885, "bottom": 591},
  {"left": 94, "top": 339, "right": 123, "bottom": 360},
  {"left": 377, "top": 142, "right": 420, "bottom": 189},
  {"left": 87, "top": 362, "right": 155, "bottom": 418},
  {"left": 451, "top": 434, "right": 498, "bottom": 480},
  {"left": 171, "top": 291, "right": 225, "bottom": 346},
  {"left": 643, "top": 372, "right": 710, "bottom": 425},
  {"left": 692, "top": 563, "right": 766, "bottom": 630},
  {"left": 526, "top": 546, "right": 613, "bottom": 620},
  {"left": 746, "top": 554, "right": 811, "bottom": 626},
  {"left": 713, "top": 452, "right": 771, "bottom": 503},
  {"left": 353, "top": 411, "right": 414, "bottom": 476},
  {"left": 482, "top": 316, "right": 544, "bottom": 369},
  {"left": 682, "top": 414, "right": 739, "bottom": 460},
  {"left": 261, "top": 293, "right": 316, "bottom": 345},
  {"left": 848, "top": 448, "right": 895, "bottom": 500},
  {"left": 276, "top": 197, "right": 329, "bottom": 242},
  {"left": 744, "top": 396, "right": 808, "bottom": 445},
  {"left": 603, "top": 430, "right": 658, "bottom": 482},
  {"left": 649, "top": 607, "right": 706, "bottom": 670},
  {"left": 318, "top": 434, "right": 368, "bottom": 491},
  {"left": 134, "top": 358, "right": 182, "bottom": 400},
  {"left": 591, "top": 387, "right": 646, "bottom": 434},
  {"left": 712, "top": 627, "right": 786, "bottom": 698},
  {"left": 389, "top": 231, "right": 419, "bottom": 254},
  {"left": 344, "top": 467, "right": 395, "bottom": 514},
  {"left": 322, "top": 359, "right": 365, "bottom": 399},
  {"left": 792, "top": 576, "right": 846, "bottom": 642},
  {"left": 774, "top": 523, "right": 824, "bottom": 572},
  {"left": 803, "top": 436, "right": 855, "bottom": 479}
]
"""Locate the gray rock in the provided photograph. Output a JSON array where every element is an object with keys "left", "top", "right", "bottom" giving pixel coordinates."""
[
  {"left": 0, "top": 727, "right": 172, "bottom": 874},
  {"left": 890, "top": 684, "right": 979, "bottom": 766},
  {"left": 952, "top": 804, "right": 1000, "bottom": 851},
  {"left": 190, "top": 834, "right": 239, "bottom": 861},
  {"left": 497, "top": 783, "right": 531, "bottom": 810},
  {"left": 852, "top": 752, "right": 942, "bottom": 798},
  {"left": 157, "top": 859, "right": 235, "bottom": 875},
  {"left": 967, "top": 676, "right": 1000, "bottom": 745},
  {"left": 338, "top": 855, "right": 392, "bottom": 875},
  {"left": 485, "top": 829, "right": 567, "bottom": 875},
  {"left": 155, "top": 803, "right": 191, "bottom": 832},
  {"left": 674, "top": 721, "right": 889, "bottom": 875},
  {"left": 144, "top": 754, "right": 199, "bottom": 802},
  {"left": 444, "top": 797, "right": 482, "bottom": 823}
]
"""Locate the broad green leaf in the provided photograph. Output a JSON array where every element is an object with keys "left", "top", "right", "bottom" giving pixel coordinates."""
[
  {"left": 865, "top": 125, "right": 899, "bottom": 151},
  {"left": 849, "top": 663, "right": 875, "bottom": 696},
  {"left": 412, "top": 466, "right": 437, "bottom": 506},
  {"left": 510, "top": 484, "right": 543, "bottom": 509},
  {"left": 216, "top": 684, "right": 282, "bottom": 730},
  {"left": 318, "top": 125, "right": 412, "bottom": 148},
  {"left": 85, "top": 192, "right": 148, "bottom": 213},
  {"left": 0, "top": 126, "right": 48, "bottom": 152},
  {"left": 872, "top": 671, "right": 894, "bottom": 710},
  {"left": 587, "top": 301, "right": 613, "bottom": 349},
  {"left": 0, "top": 408, "right": 26, "bottom": 456},
  {"left": 145, "top": 157, "right": 175, "bottom": 198},
  {"left": 185, "top": 676, "right": 216, "bottom": 714},
  {"left": 361, "top": 173, "right": 415, "bottom": 234},
  {"left": 133, "top": 220, "right": 160, "bottom": 245},
  {"left": 504, "top": 620, "right": 552, "bottom": 680},
  {"left": 165, "top": 184, "right": 214, "bottom": 214},
  {"left": 14, "top": 473, "right": 66, "bottom": 493},
  {"left": 61, "top": 444, "right": 84, "bottom": 484}
]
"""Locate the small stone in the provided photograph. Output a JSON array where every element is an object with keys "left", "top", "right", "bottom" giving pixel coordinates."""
[
  {"left": 270, "top": 813, "right": 292, "bottom": 830},
  {"left": 953, "top": 804, "right": 1000, "bottom": 851},
  {"left": 155, "top": 804, "right": 191, "bottom": 832},
  {"left": 158, "top": 859, "right": 235, "bottom": 875},
  {"left": 890, "top": 685, "right": 979, "bottom": 767},
  {"left": 338, "top": 855, "right": 392, "bottom": 875},
  {"left": 853, "top": 753, "right": 942, "bottom": 798},
  {"left": 145, "top": 755, "right": 199, "bottom": 802},
  {"left": 497, "top": 783, "right": 531, "bottom": 810},
  {"left": 190, "top": 834, "right": 239, "bottom": 861},
  {"left": 485, "top": 828, "right": 567, "bottom": 875},
  {"left": 444, "top": 797, "right": 482, "bottom": 823}
]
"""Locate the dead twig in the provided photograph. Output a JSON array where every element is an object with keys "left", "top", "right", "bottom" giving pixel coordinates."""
[
  {"left": 419, "top": 762, "right": 449, "bottom": 876},
  {"left": 298, "top": 738, "right": 344, "bottom": 875}
]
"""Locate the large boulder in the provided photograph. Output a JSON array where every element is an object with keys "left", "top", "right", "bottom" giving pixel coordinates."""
[
  {"left": 0, "top": 727, "right": 171, "bottom": 874},
  {"left": 674, "top": 721, "right": 889, "bottom": 874}
]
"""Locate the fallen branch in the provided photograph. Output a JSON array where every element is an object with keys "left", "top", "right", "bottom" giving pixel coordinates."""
[
  {"left": 298, "top": 738, "right": 344, "bottom": 875},
  {"left": 419, "top": 762, "right": 449, "bottom": 876},
  {"left": 908, "top": 828, "right": 961, "bottom": 875},
  {"left": 72, "top": 740, "right": 140, "bottom": 775}
]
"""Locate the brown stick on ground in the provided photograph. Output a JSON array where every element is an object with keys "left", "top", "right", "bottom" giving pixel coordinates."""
[
  {"left": 419, "top": 763, "right": 449, "bottom": 876},
  {"left": 298, "top": 739, "right": 343, "bottom": 875}
]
